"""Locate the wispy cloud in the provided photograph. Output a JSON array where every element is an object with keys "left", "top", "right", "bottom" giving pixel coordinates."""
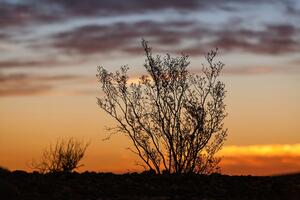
[
  {"left": 0, "top": 1, "right": 62, "bottom": 27},
  {"left": 49, "top": 21, "right": 300, "bottom": 56},
  {"left": 221, "top": 65, "right": 299, "bottom": 75},
  {"left": 0, "top": 0, "right": 299, "bottom": 98},
  {"left": 0, "top": 0, "right": 216, "bottom": 28},
  {"left": 1, "top": 0, "right": 297, "bottom": 27},
  {"left": 0, "top": 73, "right": 92, "bottom": 97},
  {"left": 2, "top": 0, "right": 299, "bottom": 56},
  {"left": 0, "top": 60, "right": 59, "bottom": 69},
  {"left": 51, "top": 21, "right": 194, "bottom": 55}
]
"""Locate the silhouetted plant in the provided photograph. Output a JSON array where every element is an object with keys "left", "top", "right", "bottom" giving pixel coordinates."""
[
  {"left": 32, "top": 138, "right": 89, "bottom": 173},
  {"left": 97, "top": 39, "right": 227, "bottom": 174}
]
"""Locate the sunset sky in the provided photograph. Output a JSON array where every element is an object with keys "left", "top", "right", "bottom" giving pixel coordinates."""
[{"left": 0, "top": 0, "right": 299, "bottom": 175}]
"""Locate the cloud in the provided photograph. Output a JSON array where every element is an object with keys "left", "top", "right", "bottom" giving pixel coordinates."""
[
  {"left": 0, "top": 73, "right": 85, "bottom": 83},
  {"left": 0, "top": 57, "right": 86, "bottom": 69},
  {"left": 50, "top": 0, "right": 201, "bottom": 16},
  {"left": 0, "top": 1, "right": 62, "bottom": 27},
  {"left": 221, "top": 65, "right": 299, "bottom": 75},
  {"left": 220, "top": 144, "right": 300, "bottom": 157},
  {"left": 0, "top": 0, "right": 203, "bottom": 28},
  {"left": 285, "top": 1, "right": 300, "bottom": 17},
  {"left": 51, "top": 21, "right": 195, "bottom": 55},
  {"left": 220, "top": 144, "right": 300, "bottom": 175},
  {"left": 0, "top": 2, "right": 34, "bottom": 27},
  {"left": 0, "top": 73, "right": 91, "bottom": 97},
  {"left": 50, "top": 21, "right": 300, "bottom": 56},
  {"left": 0, "top": 60, "right": 58, "bottom": 69},
  {"left": 211, "top": 24, "right": 300, "bottom": 55},
  {"left": 0, "top": 73, "right": 52, "bottom": 96},
  {"left": 1, "top": 0, "right": 299, "bottom": 75},
  {"left": 221, "top": 155, "right": 300, "bottom": 176},
  {"left": 1, "top": 0, "right": 299, "bottom": 61},
  {"left": 1, "top": 0, "right": 295, "bottom": 29},
  {"left": 34, "top": 0, "right": 296, "bottom": 19}
]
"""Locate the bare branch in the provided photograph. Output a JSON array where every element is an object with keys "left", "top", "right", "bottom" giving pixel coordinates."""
[{"left": 97, "top": 39, "right": 227, "bottom": 174}]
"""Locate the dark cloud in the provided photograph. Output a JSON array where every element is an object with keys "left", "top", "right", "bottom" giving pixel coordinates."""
[
  {"left": 49, "top": 0, "right": 201, "bottom": 16},
  {"left": 209, "top": 24, "right": 300, "bottom": 55},
  {"left": 51, "top": 21, "right": 195, "bottom": 55},
  {"left": 41, "top": 0, "right": 291, "bottom": 18},
  {"left": 0, "top": 0, "right": 294, "bottom": 28},
  {"left": 0, "top": 0, "right": 205, "bottom": 28},
  {"left": 179, "top": 23, "right": 300, "bottom": 55},
  {"left": 2, "top": 0, "right": 298, "bottom": 56},
  {"left": 285, "top": 1, "right": 300, "bottom": 17},
  {"left": 0, "top": 1, "right": 62, "bottom": 27},
  {"left": 0, "top": 2, "right": 33, "bottom": 27},
  {"left": 52, "top": 24, "right": 135, "bottom": 54},
  {"left": 50, "top": 21, "right": 300, "bottom": 56}
]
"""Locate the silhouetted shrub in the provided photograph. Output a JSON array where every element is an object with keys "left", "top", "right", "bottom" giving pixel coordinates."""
[
  {"left": 32, "top": 138, "right": 90, "bottom": 173},
  {"left": 97, "top": 39, "right": 227, "bottom": 174}
]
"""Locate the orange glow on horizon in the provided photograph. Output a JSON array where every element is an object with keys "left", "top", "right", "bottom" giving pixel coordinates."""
[
  {"left": 219, "top": 144, "right": 300, "bottom": 175},
  {"left": 220, "top": 144, "right": 300, "bottom": 157},
  {"left": 1, "top": 142, "right": 300, "bottom": 176}
]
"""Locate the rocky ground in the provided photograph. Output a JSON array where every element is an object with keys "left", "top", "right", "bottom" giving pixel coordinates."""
[{"left": 0, "top": 170, "right": 299, "bottom": 200}]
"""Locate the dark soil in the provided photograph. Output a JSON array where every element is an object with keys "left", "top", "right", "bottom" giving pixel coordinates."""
[{"left": 0, "top": 170, "right": 299, "bottom": 200}]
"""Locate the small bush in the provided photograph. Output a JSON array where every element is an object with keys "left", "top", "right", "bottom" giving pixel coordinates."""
[{"left": 32, "top": 138, "right": 90, "bottom": 173}]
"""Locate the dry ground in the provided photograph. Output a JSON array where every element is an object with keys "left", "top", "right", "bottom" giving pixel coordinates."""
[{"left": 0, "top": 170, "right": 299, "bottom": 200}]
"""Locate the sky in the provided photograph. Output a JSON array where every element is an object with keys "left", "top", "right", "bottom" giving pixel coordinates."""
[{"left": 0, "top": 0, "right": 300, "bottom": 175}]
